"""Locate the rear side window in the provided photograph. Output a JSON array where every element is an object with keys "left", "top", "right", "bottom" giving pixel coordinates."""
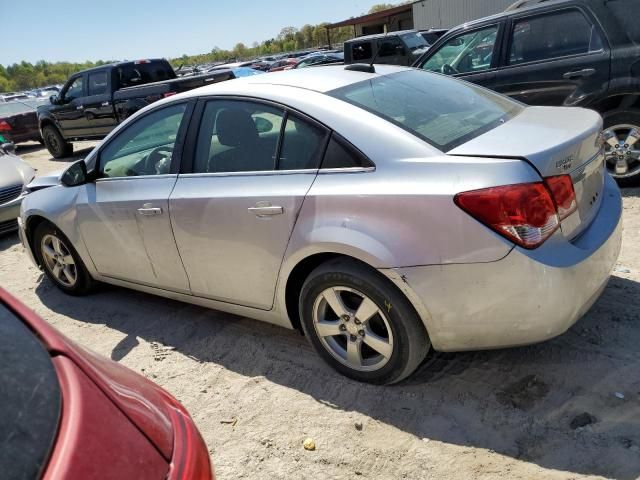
[
  {"left": 322, "top": 134, "right": 373, "bottom": 169},
  {"left": 351, "top": 42, "right": 373, "bottom": 61},
  {"left": 117, "top": 62, "right": 176, "bottom": 88},
  {"left": 607, "top": 0, "right": 640, "bottom": 44},
  {"left": 329, "top": 70, "right": 523, "bottom": 152},
  {"left": 508, "top": 10, "right": 603, "bottom": 65},
  {"left": 88, "top": 72, "right": 108, "bottom": 96},
  {"left": 194, "top": 100, "right": 284, "bottom": 173},
  {"left": 279, "top": 114, "right": 328, "bottom": 170},
  {"left": 378, "top": 37, "right": 402, "bottom": 57}
]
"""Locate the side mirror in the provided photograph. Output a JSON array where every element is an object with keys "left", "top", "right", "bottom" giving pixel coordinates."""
[
  {"left": 60, "top": 160, "right": 88, "bottom": 187},
  {"left": 1, "top": 142, "right": 16, "bottom": 155},
  {"left": 50, "top": 95, "right": 59, "bottom": 105}
]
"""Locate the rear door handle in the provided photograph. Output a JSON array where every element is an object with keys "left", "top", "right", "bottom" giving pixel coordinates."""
[
  {"left": 137, "top": 203, "right": 163, "bottom": 216},
  {"left": 562, "top": 68, "right": 596, "bottom": 79},
  {"left": 248, "top": 202, "right": 284, "bottom": 217},
  {"left": 76, "top": 105, "right": 84, "bottom": 110},
  {"left": 101, "top": 101, "right": 110, "bottom": 107}
]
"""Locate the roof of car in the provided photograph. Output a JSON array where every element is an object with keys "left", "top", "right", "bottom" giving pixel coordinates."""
[
  {"left": 78, "top": 58, "right": 170, "bottom": 74},
  {"left": 451, "top": 0, "right": 573, "bottom": 30},
  {"left": 189, "top": 64, "right": 411, "bottom": 95},
  {"left": 345, "top": 30, "right": 421, "bottom": 43}
]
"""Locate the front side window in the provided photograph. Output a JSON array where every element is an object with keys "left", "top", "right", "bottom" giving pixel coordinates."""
[
  {"left": 508, "top": 10, "right": 603, "bottom": 65},
  {"left": 64, "top": 77, "right": 84, "bottom": 102},
  {"left": 329, "top": 70, "right": 523, "bottom": 152},
  {"left": 422, "top": 26, "right": 499, "bottom": 75},
  {"left": 100, "top": 103, "right": 186, "bottom": 178},
  {"left": 88, "top": 72, "right": 108, "bottom": 96}
]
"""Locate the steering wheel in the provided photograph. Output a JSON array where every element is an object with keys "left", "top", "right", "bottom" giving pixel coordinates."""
[
  {"left": 143, "top": 146, "right": 173, "bottom": 175},
  {"left": 441, "top": 64, "right": 459, "bottom": 75}
]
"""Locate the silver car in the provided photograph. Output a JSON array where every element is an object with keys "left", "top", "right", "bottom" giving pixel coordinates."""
[
  {"left": 19, "top": 65, "right": 622, "bottom": 384},
  {"left": 0, "top": 143, "right": 35, "bottom": 235}
]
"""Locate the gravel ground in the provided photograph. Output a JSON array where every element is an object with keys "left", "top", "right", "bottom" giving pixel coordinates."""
[{"left": 1, "top": 142, "right": 639, "bottom": 480}]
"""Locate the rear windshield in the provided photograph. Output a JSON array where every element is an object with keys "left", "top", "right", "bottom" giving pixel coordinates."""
[
  {"left": 0, "top": 101, "right": 34, "bottom": 116},
  {"left": 401, "top": 32, "right": 428, "bottom": 50},
  {"left": 328, "top": 70, "right": 522, "bottom": 152},
  {"left": 116, "top": 61, "right": 176, "bottom": 89}
]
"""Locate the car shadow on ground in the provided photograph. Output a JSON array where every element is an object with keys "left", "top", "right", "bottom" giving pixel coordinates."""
[
  {"left": 29, "top": 262, "right": 640, "bottom": 479},
  {"left": 621, "top": 186, "right": 640, "bottom": 198}
]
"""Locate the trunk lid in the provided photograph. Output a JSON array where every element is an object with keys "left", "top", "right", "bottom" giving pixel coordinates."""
[{"left": 449, "top": 106, "right": 605, "bottom": 239}]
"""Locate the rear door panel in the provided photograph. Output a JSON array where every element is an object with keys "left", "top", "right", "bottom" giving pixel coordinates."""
[
  {"left": 169, "top": 172, "right": 316, "bottom": 309},
  {"left": 493, "top": 7, "right": 611, "bottom": 106}
]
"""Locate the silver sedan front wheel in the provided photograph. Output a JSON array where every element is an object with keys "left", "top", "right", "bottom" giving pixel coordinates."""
[
  {"left": 41, "top": 233, "right": 78, "bottom": 287},
  {"left": 313, "top": 286, "right": 394, "bottom": 372}
]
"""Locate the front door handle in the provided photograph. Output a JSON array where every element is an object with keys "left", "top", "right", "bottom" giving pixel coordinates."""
[
  {"left": 562, "top": 68, "right": 596, "bottom": 79},
  {"left": 248, "top": 202, "right": 284, "bottom": 217},
  {"left": 76, "top": 105, "right": 84, "bottom": 110},
  {"left": 137, "top": 203, "right": 163, "bottom": 216}
]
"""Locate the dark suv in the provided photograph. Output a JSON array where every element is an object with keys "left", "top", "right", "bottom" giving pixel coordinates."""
[
  {"left": 414, "top": 0, "right": 640, "bottom": 185},
  {"left": 344, "top": 30, "right": 430, "bottom": 67}
]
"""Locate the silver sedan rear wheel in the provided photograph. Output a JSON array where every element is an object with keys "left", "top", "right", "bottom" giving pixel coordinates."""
[
  {"left": 312, "top": 286, "right": 394, "bottom": 372},
  {"left": 603, "top": 124, "right": 640, "bottom": 179},
  {"left": 41, "top": 233, "right": 78, "bottom": 287}
]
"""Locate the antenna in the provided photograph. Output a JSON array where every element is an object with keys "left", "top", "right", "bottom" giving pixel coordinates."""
[{"left": 369, "top": 28, "right": 389, "bottom": 70}]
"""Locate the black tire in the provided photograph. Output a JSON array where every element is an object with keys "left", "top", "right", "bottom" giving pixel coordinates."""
[
  {"left": 603, "top": 109, "right": 640, "bottom": 187},
  {"left": 42, "top": 125, "right": 73, "bottom": 159},
  {"left": 33, "top": 222, "right": 95, "bottom": 296},
  {"left": 299, "top": 258, "right": 430, "bottom": 385}
]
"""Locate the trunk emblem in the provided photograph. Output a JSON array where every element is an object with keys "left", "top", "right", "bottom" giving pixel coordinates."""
[{"left": 556, "top": 155, "right": 574, "bottom": 171}]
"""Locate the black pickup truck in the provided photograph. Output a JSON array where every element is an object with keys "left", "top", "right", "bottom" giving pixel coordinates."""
[
  {"left": 38, "top": 59, "right": 233, "bottom": 158},
  {"left": 414, "top": 0, "right": 640, "bottom": 185}
]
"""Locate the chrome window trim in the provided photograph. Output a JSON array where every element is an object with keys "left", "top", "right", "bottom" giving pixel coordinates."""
[
  {"left": 95, "top": 174, "right": 178, "bottom": 182},
  {"left": 318, "top": 166, "right": 376, "bottom": 174},
  {"left": 177, "top": 169, "right": 318, "bottom": 179},
  {"left": 175, "top": 166, "right": 376, "bottom": 179}
]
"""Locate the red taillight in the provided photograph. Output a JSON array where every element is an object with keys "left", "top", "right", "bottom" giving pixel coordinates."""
[
  {"left": 0, "top": 120, "right": 11, "bottom": 132},
  {"left": 544, "top": 174, "right": 577, "bottom": 220},
  {"left": 165, "top": 396, "right": 214, "bottom": 480},
  {"left": 454, "top": 182, "right": 560, "bottom": 249}
]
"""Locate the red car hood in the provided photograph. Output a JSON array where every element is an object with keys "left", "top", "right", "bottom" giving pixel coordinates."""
[{"left": 9, "top": 296, "right": 175, "bottom": 461}]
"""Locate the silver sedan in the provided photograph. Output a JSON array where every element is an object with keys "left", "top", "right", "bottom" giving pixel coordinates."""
[{"left": 19, "top": 65, "right": 622, "bottom": 384}]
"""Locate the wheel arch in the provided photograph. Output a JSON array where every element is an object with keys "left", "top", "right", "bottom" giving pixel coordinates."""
[
  {"left": 24, "top": 214, "right": 53, "bottom": 267},
  {"left": 587, "top": 93, "right": 640, "bottom": 116},
  {"left": 281, "top": 250, "right": 432, "bottom": 344}
]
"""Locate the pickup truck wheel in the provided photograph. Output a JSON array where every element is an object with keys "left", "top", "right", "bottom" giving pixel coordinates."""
[
  {"left": 299, "top": 258, "right": 430, "bottom": 385},
  {"left": 42, "top": 125, "right": 73, "bottom": 159},
  {"left": 603, "top": 110, "right": 640, "bottom": 187}
]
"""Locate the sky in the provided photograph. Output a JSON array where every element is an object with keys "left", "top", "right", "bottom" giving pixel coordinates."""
[{"left": 2, "top": 0, "right": 387, "bottom": 65}]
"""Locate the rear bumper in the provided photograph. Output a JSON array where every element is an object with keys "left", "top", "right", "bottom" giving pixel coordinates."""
[{"left": 386, "top": 174, "right": 623, "bottom": 352}]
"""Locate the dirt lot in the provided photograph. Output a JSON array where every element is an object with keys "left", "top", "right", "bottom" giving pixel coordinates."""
[{"left": 2, "top": 142, "right": 640, "bottom": 480}]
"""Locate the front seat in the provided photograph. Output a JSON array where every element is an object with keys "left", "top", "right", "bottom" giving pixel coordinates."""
[{"left": 211, "top": 108, "right": 272, "bottom": 172}]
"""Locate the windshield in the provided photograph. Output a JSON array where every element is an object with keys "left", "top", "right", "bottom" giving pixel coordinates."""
[
  {"left": 401, "top": 33, "right": 428, "bottom": 50},
  {"left": 329, "top": 70, "right": 523, "bottom": 152}
]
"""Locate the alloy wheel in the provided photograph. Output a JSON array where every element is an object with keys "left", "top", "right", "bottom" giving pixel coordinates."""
[
  {"left": 312, "top": 286, "right": 394, "bottom": 372},
  {"left": 603, "top": 124, "right": 640, "bottom": 178},
  {"left": 41, "top": 234, "right": 77, "bottom": 287}
]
